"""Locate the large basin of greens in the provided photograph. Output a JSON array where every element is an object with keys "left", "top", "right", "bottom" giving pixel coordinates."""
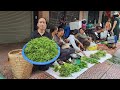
[{"left": 22, "top": 37, "right": 60, "bottom": 65}]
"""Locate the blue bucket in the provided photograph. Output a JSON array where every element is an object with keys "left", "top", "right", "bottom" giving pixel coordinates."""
[{"left": 22, "top": 43, "right": 60, "bottom": 65}]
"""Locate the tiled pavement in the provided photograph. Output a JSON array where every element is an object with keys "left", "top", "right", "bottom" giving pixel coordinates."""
[{"left": 0, "top": 42, "right": 120, "bottom": 79}]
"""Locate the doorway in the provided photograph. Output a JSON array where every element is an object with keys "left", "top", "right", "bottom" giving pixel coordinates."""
[
  {"left": 88, "top": 11, "right": 99, "bottom": 24},
  {"left": 33, "top": 11, "right": 38, "bottom": 31}
]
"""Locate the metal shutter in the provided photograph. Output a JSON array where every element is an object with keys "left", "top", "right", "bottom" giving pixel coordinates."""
[{"left": 0, "top": 11, "right": 33, "bottom": 44}]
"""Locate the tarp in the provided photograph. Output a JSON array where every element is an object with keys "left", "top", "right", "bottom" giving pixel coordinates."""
[{"left": 46, "top": 50, "right": 112, "bottom": 79}]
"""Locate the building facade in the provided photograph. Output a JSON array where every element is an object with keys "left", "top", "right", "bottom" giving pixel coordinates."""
[{"left": 0, "top": 11, "right": 116, "bottom": 44}]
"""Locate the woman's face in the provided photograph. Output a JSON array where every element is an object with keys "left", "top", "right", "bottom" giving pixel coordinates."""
[
  {"left": 54, "top": 28, "right": 58, "bottom": 35},
  {"left": 37, "top": 18, "right": 47, "bottom": 31},
  {"left": 79, "top": 29, "right": 84, "bottom": 34},
  {"left": 58, "top": 29, "right": 64, "bottom": 37}
]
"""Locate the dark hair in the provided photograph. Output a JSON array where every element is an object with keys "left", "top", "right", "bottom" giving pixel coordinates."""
[
  {"left": 82, "top": 20, "right": 86, "bottom": 24},
  {"left": 70, "top": 30, "right": 74, "bottom": 35},
  {"left": 70, "top": 29, "right": 79, "bottom": 35},
  {"left": 58, "top": 27, "right": 64, "bottom": 32},
  {"left": 74, "top": 29, "right": 79, "bottom": 35},
  {"left": 50, "top": 26, "right": 58, "bottom": 33},
  {"left": 83, "top": 41, "right": 90, "bottom": 49},
  {"left": 79, "top": 28, "right": 83, "bottom": 31}
]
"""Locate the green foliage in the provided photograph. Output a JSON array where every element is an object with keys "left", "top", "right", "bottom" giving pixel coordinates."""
[
  {"left": 59, "top": 63, "right": 80, "bottom": 77},
  {"left": 53, "top": 63, "right": 80, "bottom": 77},
  {"left": 52, "top": 50, "right": 107, "bottom": 77},
  {"left": 90, "top": 50, "right": 106, "bottom": 60},
  {"left": 77, "top": 61, "right": 88, "bottom": 69},
  {"left": 81, "top": 56, "right": 99, "bottom": 64},
  {"left": 24, "top": 37, "right": 58, "bottom": 62}
]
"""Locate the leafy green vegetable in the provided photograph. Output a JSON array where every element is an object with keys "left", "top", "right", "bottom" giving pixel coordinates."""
[
  {"left": 24, "top": 37, "right": 58, "bottom": 62},
  {"left": 53, "top": 65, "right": 61, "bottom": 72},
  {"left": 53, "top": 63, "right": 80, "bottom": 77},
  {"left": 90, "top": 50, "right": 106, "bottom": 59},
  {"left": 77, "top": 61, "right": 88, "bottom": 69},
  {"left": 81, "top": 56, "right": 99, "bottom": 64}
]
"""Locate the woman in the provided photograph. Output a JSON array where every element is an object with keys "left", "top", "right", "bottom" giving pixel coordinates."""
[
  {"left": 50, "top": 26, "right": 58, "bottom": 39},
  {"left": 31, "top": 17, "right": 51, "bottom": 39},
  {"left": 53, "top": 27, "right": 75, "bottom": 64},
  {"left": 75, "top": 28, "right": 91, "bottom": 50},
  {"left": 111, "top": 12, "right": 120, "bottom": 41},
  {"left": 31, "top": 17, "right": 52, "bottom": 71}
]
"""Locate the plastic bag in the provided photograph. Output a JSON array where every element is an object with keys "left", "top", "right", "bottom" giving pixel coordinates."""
[
  {"left": 100, "top": 30, "right": 108, "bottom": 39},
  {"left": 107, "top": 35, "right": 117, "bottom": 44}
]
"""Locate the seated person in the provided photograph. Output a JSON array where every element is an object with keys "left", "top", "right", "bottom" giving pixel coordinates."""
[
  {"left": 50, "top": 26, "right": 58, "bottom": 40},
  {"left": 53, "top": 27, "right": 75, "bottom": 64},
  {"left": 76, "top": 28, "right": 92, "bottom": 43},
  {"left": 95, "top": 26, "right": 108, "bottom": 40},
  {"left": 66, "top": 29, "right": 86, "bottom": 56},
  {"left": 75, "top": 28, "right": 91, "bottom": 49}
]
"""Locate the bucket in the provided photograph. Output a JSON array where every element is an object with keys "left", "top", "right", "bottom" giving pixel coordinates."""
[{"left": 8, "top": 49, "right": 33, "bottom": 79}]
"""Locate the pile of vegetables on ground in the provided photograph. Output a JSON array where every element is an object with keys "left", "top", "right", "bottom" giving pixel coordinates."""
[
  {"left": 24, "top": 37, "right": 58, "bottom": 62},
  {"left": 53, "top": 61, "right": 87, "bottom": 77},
  {"left": 52, "top": 50, "right": 107, "bottom": 77}
]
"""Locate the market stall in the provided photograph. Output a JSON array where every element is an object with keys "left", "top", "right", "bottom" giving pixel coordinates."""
[{"left": 46, "top": 50, "right": 112, "bottom": 79}]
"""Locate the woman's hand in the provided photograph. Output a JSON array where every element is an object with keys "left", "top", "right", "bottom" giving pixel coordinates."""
[
  {"left": 64, "top": 39, "right": 69, "bottom": 43},
  {"left": 79, "top": 42, "right": 84, "bottom": 49},
  {"left": 110, "top": 30, "right": 114, "bottom": 35},
  {"left": 80, "top": 50, "right": 87, "bottom": 56},
  {"left": 76, "top": 50, "right": 87, "bottom": 56}
]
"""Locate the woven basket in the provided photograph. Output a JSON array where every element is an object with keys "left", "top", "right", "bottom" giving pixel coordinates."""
[{"left": 8, "top": 49, "right": 33, "bottom": 79}]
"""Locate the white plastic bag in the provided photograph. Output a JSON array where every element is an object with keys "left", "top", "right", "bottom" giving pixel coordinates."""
[
  {"left": 69, "top": 21, "right": 82, "bottom": 30},
  {"left": 100, "top": 30, "right": 108, "bottom": 39},
  {"left": 107, "top": 36, "right": 115, "bottom": 43}
]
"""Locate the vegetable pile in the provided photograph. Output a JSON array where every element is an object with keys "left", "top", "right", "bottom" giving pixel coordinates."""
[
  {"left": 24, "top": 37, "right": 58, "bottom": 62},
  {"left": 81, "top": 56, "right": 99, "bottom": 64},
  {"left": 53, "top": 61, "right": 88, "bottom": 77},
  {"left": 52, "top": 50, "right": 107, "bottom": 77},
  {"left": 90, "top": 50, "right": 106, "bottom": 60},
  {"left": 81, "top": 50, "right": 106, "bottom": 64}
]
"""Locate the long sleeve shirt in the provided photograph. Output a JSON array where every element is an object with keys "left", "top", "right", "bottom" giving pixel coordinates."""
[{"left": 67, "top": 35, "right": 80, "bottom": 52}]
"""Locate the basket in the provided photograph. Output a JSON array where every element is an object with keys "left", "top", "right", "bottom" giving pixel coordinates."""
[{"left": 8, "top": 49, "right": 33, "bottom": 79}]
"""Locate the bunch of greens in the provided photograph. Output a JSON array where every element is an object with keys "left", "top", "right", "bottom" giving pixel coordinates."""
[
  {"left": 77, "top": 61, "right": 88, "bottom": 69},
  {"left": 81, "top": 56, "right": 99, "bottom": 64},
  {"left": 24, "top": 37, "right": 58, "bottom": 62},
  {"left": 53, "top": 60, "right": 88, "bottom": 77},
  {"left": 90, "top": 50, "right": 106, "bottom": 60},
  {"left": 53, "top": 63, "right": 80, "bottom": 77}
]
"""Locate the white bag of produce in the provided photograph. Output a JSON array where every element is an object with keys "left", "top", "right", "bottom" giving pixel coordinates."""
[{"left": 69, "top": 21, "right": 82, "bottom": 30}]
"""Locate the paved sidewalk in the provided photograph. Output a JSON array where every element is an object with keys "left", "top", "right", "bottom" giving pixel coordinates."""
[{"left": 0, "top": 42, "right": 120, "bottom": 79}]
